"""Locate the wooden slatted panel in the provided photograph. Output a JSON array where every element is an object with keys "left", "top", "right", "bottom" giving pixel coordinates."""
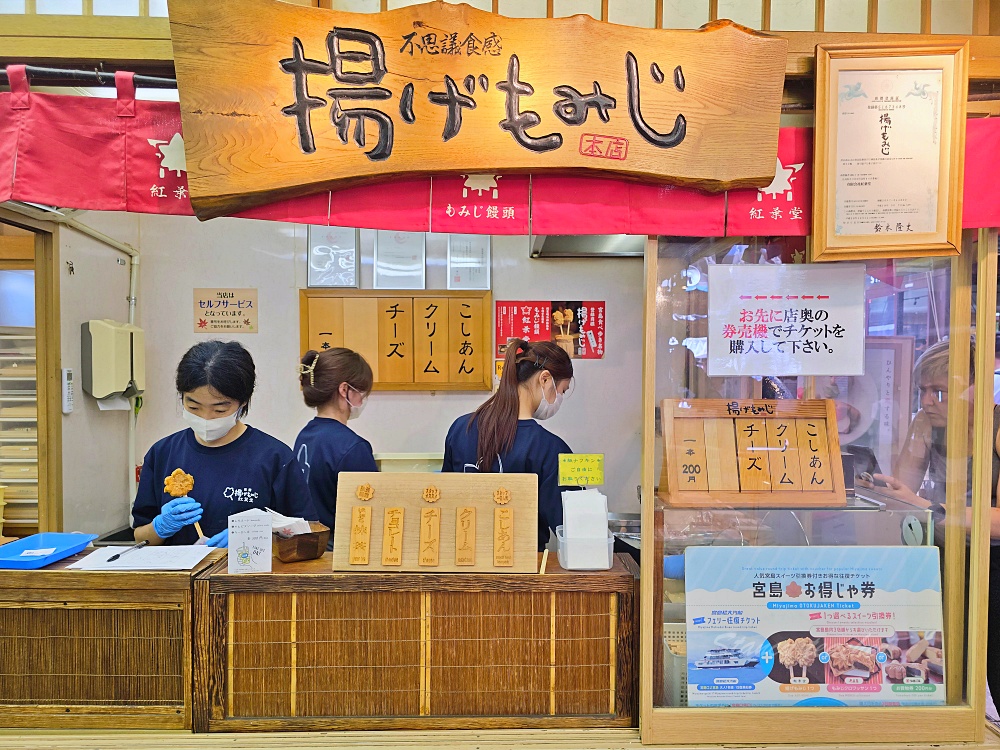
[
  {"left": 554, "top": 592, "right": 613, "bottom": 716},
  {"left": 296, "top": 591, "right": 422, "bottom": 717},
  {"left": 0, "top": 607, "right": 183, "bottom": 705},
  {"left": 428, "top": 592, "right": 549, "bottom": 716},
  {"left": 229, "top": 592, "right": 292, "bottom": 718}
]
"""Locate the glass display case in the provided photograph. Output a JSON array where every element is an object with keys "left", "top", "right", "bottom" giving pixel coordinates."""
[{"left": 639, "top": 232, "right": 996, "bottom": 744}]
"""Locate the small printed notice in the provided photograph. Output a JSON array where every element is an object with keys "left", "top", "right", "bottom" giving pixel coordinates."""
[
  {"left": 194, "top": 288, "right": 258, "bottom": 333},
  {"left": 228, "top": 508, "right": 272, "bottom": 574},
  {"left": 558, "top": 453, "right": 605, "bottom": 487},
  {"left": 20, "top": 547, "right": 56, "bottom": 557},
  {"left": 496, "top": 301, "right": 606, "bottom": 359},
  {"left": 835, "top": 70, "right": 942, "bottom": 237},
  {"left": 685, "top": 546, "right": 945, "bottom": 707},
  {"left": 707, "top": 264, "right": 865, "bottom": 377}
]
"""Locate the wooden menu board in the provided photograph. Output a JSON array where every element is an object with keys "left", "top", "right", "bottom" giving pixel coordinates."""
[
  {"left": 300, "top": 289, "right": 491, "bottom": 391},
  {"left": 660, "top": 399, "right": 846, "bottom": 508},
  {"left": 333, "top": 472, "right": 538, "bottom": 573}
]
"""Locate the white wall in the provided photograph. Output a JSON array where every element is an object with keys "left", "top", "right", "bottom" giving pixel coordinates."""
[
  {"left": 58, "top": 211, "right": 644, "bottom": 534},
  {"left": 57, "top": 218, "right": 135, "bottom": 533}
]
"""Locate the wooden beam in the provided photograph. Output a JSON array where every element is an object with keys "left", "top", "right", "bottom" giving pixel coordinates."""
[
  {"left": 921, "top": 0, "right": 932, "bottom": 33},
  {"left": 0, "top": 235, "right": 35, "bottom": 262},
  {"left": 867, "top": 0, "right": 877, "bottom": 31}
]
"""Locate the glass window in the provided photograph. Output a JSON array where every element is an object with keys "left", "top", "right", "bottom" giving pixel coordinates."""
[
  {"left": 93, "top": 0, "right": 139, "bottom": 14},
  {"left": 650, "top": 236, "right": 977, "bottom": 717},
  {"left": 35, "top": 0, "right": 83, "bottom": 12}
]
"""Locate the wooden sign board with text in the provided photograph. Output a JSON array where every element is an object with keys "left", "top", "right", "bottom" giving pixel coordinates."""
[
  {"left": 168, "top": 0, "right": 787, "bottom": 219},
  {"left": 659, "top": 399, "right": 846, "bottom": 508},
  {"left": 300, "top": 289, "right": 491, "bottom": 391},
  {"left": 333, "top": 472, "right": 538, "bottom": 573}
]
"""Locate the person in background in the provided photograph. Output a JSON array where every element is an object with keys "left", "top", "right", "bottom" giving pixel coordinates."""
[
  {"left": 874, "top": 338, "right": 1000, "bottom": 702},
  {"left": 294, "top": 348, "right": 377, "bottom": 539},
  {"left": 132, "top": 340, "right": 317, "bottom": 547},
  {"left": 442, "top": 338, "right": 575, "bottom": 550}
]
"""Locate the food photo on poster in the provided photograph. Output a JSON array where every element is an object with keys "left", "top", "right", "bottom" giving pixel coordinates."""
[
  {"left": 495, "top": 300, "right": 606, "bottom": 360},
  {"left": 684, "top": 546, "right": 945, "bottom": 707}
]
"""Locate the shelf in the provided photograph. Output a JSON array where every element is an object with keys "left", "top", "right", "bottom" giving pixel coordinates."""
[
  {"left": 0, "top": 335, "right": 35, "bottom": 341},
  {"left": 0, "top": 479, "right": 38, "bottom": 484},
  {"left": 0, "top": 459, "right": 37, "bottom": 463},
  {"left": 0, "top": 396, "right": 36, "bottom": 402},
  {"left": 0, "top": 438, "right": 37, "bottom": 443},
  {"left": 3, "top": 498, "right": 38, "bottom": 505},
  {"left": 0, "top": 378, "right": 36, "bottom": 383},
  {"left": 0, "top": 419, "right": 37, "bottom": 423}
]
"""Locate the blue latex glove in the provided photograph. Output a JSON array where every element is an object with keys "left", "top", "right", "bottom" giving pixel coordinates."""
[
  {"left": 151, "top": 496, "right": 203, "bottom": 539},
  {"left": 206, "top": 528, "right": 229, "bottom": 548},
  {"left": 663, "top": 554, "right": 685, "bottom": 579}
]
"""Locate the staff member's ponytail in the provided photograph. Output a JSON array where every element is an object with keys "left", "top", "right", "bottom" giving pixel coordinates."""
[{"left": 471, "top": 338, "right": 573, "bottom": 471}]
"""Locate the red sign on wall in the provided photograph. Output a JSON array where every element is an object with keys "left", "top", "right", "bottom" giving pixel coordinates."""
[{"left": 496, "top": 300, "right": 605, "bottom": 360}]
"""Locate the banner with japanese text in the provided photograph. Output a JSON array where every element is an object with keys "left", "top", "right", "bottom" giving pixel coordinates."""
[
  {"left": 685, "top": 546, "right": 945, "bottom": 707},
  {"left": 707, "top": 264, "right": 865, "bottom": 377},
  {"left": 496, "top": 300, "right": 605, "bottom": 359}
]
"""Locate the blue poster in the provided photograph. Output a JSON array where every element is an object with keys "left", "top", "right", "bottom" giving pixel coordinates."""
[{"left": 684, "top": 546, "right": 945, "bottom": 707}]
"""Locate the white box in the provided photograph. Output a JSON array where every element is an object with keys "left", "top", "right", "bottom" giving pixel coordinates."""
[{"left": 555, "top": 525, "right": 613, "bottom": 571}]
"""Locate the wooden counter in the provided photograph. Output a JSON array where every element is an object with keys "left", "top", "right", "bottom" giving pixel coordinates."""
[
  {"left": 0, "top": 549, "right": 224, "bottom": 729},
  {"left": 194, "top": 553, "right": 639, "bottom": 732}
]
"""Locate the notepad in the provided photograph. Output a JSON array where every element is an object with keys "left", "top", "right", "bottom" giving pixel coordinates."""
[{"left": 68, "top": 545, "right": 213, "bottom": 571}]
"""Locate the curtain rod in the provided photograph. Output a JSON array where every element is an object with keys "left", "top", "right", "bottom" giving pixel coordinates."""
[{"left": 0, "top": 65, "right": 176, "bottom": 89}]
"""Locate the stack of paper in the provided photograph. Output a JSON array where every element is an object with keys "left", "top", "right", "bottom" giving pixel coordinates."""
[
  {"left": 229, "top": 508, "right": 272, "bottom": 574},
  {"left": 68, "top": 545, "right": 213, "bottom": 571},
  {"left": 561, "top": 489, "right": 611, "bottom": 569}
]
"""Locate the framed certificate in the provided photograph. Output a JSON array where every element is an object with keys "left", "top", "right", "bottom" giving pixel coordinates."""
[
  {"left": 813, "top": 43, "right": 968, "bottom": 261},
  {"left": 447, "top": 234, "right": 491, "bottom": 291},
  {"left": 373, "top": 230, "right": 426, "bottom": 290},
  {"left": 307, "top": 226, "right": 359, "bottom": 288}
]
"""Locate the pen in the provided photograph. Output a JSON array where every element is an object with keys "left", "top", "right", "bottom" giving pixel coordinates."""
[{"left": 106, "top": 540, "right": 149, "bottom": 562}]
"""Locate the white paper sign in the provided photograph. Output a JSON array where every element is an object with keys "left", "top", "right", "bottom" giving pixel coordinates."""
[
  {"left": 228, "top": 508, "right": 272, "bottom": 574},
  {"left": 20, "top": 547, "right": 56, "bottom": 557},
  {"left": 707, "top": 264, "right": 865, "bottom": 377},
  {"left": 835, "top": 69, "right": 942, "bottom": 237}
]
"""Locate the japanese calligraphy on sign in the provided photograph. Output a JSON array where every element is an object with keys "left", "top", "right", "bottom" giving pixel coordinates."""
[
  {"left": 660, "top": 399, "right": 846, "bottom": 508},
  {"left": 685, "top": 546, "right": 945, "bottom": 707},
  {"left": 194, "top": 288, "right": 257, "bottom": 333},
  {"left": 707, "top": 264, "right": 864, "bottom": 377},
  {"left": 332, "top": 471, "right": 538, "bottom": 572},
  {"left": 496, "top": 300, "right": 606, "bottom": 359},
  {"left": 300, "top": 290, "right": 491, "bottom": 390},
  {"left": 169, "top": 0, "right": 787, "bottom": 219},
  {"left": 813, "top": 44, "right": 966, "bottom": 261},
  {"left": 558, "top": 453, "right": 605, "bottom": 487}
]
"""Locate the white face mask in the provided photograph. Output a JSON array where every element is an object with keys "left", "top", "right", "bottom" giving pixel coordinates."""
[
  {"left": 346, "top": 385, "right": 368, "bottom": 421},
  {"left": 183, "top": 407, "right": 241, "bottom": 442},
  {"left": 532, "top": 378, "right": 563, "bottom": 420}
]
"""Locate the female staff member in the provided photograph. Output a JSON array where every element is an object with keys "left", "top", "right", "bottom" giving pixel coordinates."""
[
  {"left": 294, "top": 348, "right": 377, "bottom": 537},
  {"left": 442, "top": 338, "right": 574, "bottom": 550},
  {"left": 132, "top": 341, "right": 317, "bottom": 547}
]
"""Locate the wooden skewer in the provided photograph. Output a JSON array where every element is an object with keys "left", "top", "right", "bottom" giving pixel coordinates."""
[
  {"left": 539, "top": 548, "right": 549, "bottom": 575},
  {"left": 194, "top": 521, "right": 206, "bottom": 540}
]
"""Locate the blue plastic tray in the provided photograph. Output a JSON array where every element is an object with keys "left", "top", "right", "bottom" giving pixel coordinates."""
[{"left": 0, "top": 532, "right": 99, "bottom": 569}]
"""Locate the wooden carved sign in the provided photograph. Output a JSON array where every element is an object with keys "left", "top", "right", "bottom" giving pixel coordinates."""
[
  {"left": 168, "top": 0, "right": 788, "bottom": 219},
  {"left": 659, "top": 399, "right": 846, "bottom": 508},
  {"left": 333, "top": 472, "right": 538, "bottom": 573}
]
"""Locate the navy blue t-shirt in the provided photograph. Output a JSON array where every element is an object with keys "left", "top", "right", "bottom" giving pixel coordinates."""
[
  {"left": 442, "top": 414, "right": 572, "bottom": 549},
  {"left": 293, "top": 417, "right": 377, "bottom": 534},
  {"left": 131, "top": 425, "right": 317, "bottom": 545}
]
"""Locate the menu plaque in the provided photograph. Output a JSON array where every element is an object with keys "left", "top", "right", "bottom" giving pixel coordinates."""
[
  {"left": 349, "top": 506, "right": 372, "bottom": 565},
  {"left": 419, "top": 507, "right": 441, "bottom": 567}
]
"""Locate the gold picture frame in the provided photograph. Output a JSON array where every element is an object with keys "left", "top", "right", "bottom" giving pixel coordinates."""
[{"left": 812, "top": 43, "right": 968, "bottom": 262}]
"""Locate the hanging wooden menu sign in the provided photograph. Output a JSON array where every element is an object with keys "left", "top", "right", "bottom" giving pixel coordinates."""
[
  {"left": 381, "top": 507, "right": 405, "bottom": 566},
  {"left": 455, "top": 507, "right": 476, "bottom": 566},
  {"left": 349, "top": 505, "right": 373, "bottom": 565},
  {"left": 660, "top": 399, "right": 846, "bottom": 508},
  {"left": 332, "top": 473, "right": 537, "bottom": 572},
  {"left": 301, "top": 289, "right": 491, "bottom": 391}
]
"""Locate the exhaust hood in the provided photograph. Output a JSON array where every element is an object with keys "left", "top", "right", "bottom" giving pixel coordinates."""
[{"left": 529, "top": 234, "right": 645, "bottom": 258}]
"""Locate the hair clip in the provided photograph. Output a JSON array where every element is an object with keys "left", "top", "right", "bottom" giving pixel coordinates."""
[{"left": 297, "top": 356, "right": 318, "bottom": 386}]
